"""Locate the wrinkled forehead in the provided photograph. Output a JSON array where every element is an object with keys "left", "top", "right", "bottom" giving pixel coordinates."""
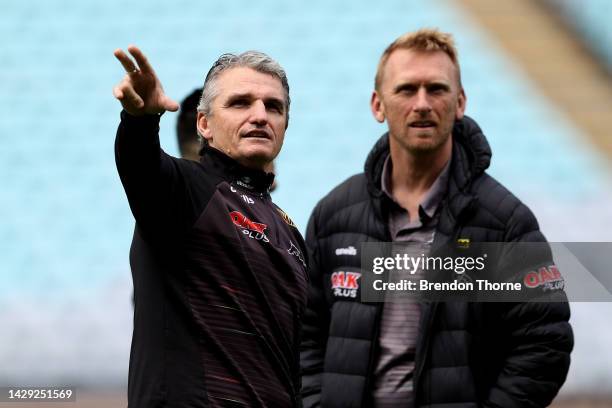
[
  {"left": 215, "top": 67, "right": 287, "bottom": 101},
  {"left": 382, "top": 49, "right": 460, "bottom": 87}
]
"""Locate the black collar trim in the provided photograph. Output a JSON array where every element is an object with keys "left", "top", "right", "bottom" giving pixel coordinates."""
[{"left": 199, "top": 146, "right": 275, "bottom": 193}]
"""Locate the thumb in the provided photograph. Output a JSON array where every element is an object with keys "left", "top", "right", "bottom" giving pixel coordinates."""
[{"left": 163, "top": 97, "right": 180, "bottom": 112}]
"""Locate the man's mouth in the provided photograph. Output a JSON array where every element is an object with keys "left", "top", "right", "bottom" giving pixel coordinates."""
[
  {"left": 243, "top": 130, "right": 271, "bottom": 139},
  {"left": 409, "top": 120, "right": 436, "bottom": 128}
]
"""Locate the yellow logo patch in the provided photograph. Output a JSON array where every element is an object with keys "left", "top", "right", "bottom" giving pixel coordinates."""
[
  {"left": 457, "top": 238, "right": 470, "bottom": 248},
  {"left": 276, "top": 208, "right": 297, "bottom": 228}
]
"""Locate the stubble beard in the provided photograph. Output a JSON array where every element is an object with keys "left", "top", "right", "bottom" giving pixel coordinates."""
[{"left": 392, "top": 126, "right": 452, "bottom": 155}]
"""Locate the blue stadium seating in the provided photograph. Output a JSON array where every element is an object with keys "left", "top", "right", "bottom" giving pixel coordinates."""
[{"left": 551, "top": 0, "right": 612, "bottom": 69}]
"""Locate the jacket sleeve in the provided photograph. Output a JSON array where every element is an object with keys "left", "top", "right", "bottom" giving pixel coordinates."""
[
  {"left": 115, "top": 110, "right": 196, "bottom": 244},
  {"left": 300, "top": 207, "right": 330, "bottom": 408},
  {"left": 484, "top": 203, "right": 573, "bottom": 408}
]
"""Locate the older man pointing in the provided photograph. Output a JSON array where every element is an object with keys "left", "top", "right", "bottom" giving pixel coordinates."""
[{"left": 113, "top": 45, "right": 307, "bottom": 408}]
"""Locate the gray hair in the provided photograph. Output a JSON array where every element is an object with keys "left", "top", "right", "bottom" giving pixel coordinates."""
[{"left": 197, "top": 51, "right": 290, "bottom": 125}]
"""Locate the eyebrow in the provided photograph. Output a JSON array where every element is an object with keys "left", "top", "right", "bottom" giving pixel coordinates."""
[
  {"left": 264, "top": 97, "right": 285, "bottom": 111},
  {"left": 393, "top": 80, "right": 451, "bottom": 93},
  {"left": 225, "top": 93, "right": 285, "bottom": 108}
]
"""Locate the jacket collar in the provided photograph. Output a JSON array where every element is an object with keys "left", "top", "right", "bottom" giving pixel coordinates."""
[
  {"left": 364, "top": 115, "right": 491, "bottom": 197},
  {"left": 364, "top": 116, "right": 491, "bottom": 226},
  {"left": 199, "top": 146, "right": 275, "bottom": 193},
  {"left": 449, "top": 116, "right": 492, "bottom": 191}
]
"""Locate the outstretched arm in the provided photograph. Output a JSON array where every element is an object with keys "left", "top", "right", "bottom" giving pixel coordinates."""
[{"left": 113, "top": 46, "right": 194, "bottom": 243}]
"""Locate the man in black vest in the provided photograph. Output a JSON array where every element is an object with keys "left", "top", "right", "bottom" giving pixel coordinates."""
[
  {"left": 113, "top": 46, "right": 307, "bottom": 407},
  {"left": 300, "top": 29, "right": 573, "bottom": 408}
]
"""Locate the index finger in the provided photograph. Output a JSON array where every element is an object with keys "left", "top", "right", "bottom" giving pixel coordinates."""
[
  {"left": 127, "top": 45, "right": 155, "bottom": 74},
  {"left": 113, "top": 49, "right": 138, "bottom": 74}
]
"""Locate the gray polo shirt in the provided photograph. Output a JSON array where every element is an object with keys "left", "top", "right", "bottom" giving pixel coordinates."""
[{"left": 372, "top": 156, "right": 450, "bottom": 408}]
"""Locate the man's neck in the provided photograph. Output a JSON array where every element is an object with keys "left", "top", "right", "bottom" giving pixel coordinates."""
[{"left": 388, "top": 137, "right": 452, "bottom": 217}]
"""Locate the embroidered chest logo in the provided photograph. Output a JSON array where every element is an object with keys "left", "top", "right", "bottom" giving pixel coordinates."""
[
  {"left": 335, "top": 246, "right": 357, "bottom": 256},
  {"left": 331, "top": 271, "right": 361, "bottom": 298},
  {"left": 229, "top": 185, "right": 255, "bottom": 205},
  {"left": 288, "top": 241, "right": 306, "bottom": 267},
  {"left": 276, "top": 208, "right": 297, "bottom": 228},
  {"left": 230, "top": 211, "right": 269, "bottom": 243},
  {"left": 457, "top": 238, "right": 470, "bottom": 248},
  {"left": 241, "top": 194, "right": 254, "bottom": 205}
]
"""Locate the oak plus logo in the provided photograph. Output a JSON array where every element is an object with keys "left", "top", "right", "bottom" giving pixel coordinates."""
[
  {"left": 331, "top": 271, "right": 361, "bottom": 298},
  {"left": 523, "top": 265, "right": 564, "bottom": 291},
  {"left": 230, "top": 211, "right": 269, "bottom": 243}
]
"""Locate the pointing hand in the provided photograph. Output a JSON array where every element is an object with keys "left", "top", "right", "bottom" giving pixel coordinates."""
[{"left": 112, "top": 45, "right": 179, "bottom": 116}]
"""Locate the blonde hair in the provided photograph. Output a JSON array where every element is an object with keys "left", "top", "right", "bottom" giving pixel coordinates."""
[{"left": 374, "top": 28, "right": 461, "bottom": 91}]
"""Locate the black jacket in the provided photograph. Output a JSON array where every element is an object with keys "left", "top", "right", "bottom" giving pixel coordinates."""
[
  {"left": 300, "top": 116, "right": 573, "bottom": 408},
  {"left": 116, "top": 112, "right": 308, "bottom": 407}
]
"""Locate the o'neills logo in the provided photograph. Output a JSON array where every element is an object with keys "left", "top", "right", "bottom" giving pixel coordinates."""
[
  {"left": 331, "top": 271, "right": 361, "bottom": 298},
  {"left": 335, "top": 246, "right": 357, "bottom": 256},
  {"left": 523, "top": 265, "right": 564, "bottom": 291},
  {"left": 230, "top": 211, "right": 269, "bottom": 242}
]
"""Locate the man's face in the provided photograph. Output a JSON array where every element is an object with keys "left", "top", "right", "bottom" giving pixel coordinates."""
[
  {"left": 371, "top": 49, "right": 466, "bottom": 154},
  {"left": 197, "top": 67, "right": 288, "bottom": 169}
]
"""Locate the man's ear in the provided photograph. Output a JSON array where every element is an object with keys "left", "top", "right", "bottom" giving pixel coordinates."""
[
  {"left": 196, "top": 112, "right": 213, "bottom": 143},
  {"left": 370, "top": 91, "right": 385, "bottom": 123},
  {"left": 455, "top": 88, "right": 467, "bottom": 120}
]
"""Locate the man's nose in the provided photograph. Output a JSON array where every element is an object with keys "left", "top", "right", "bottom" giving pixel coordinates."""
[
  {"left": 249, "top": 100, "right": 268, "bottom": 125},
  {"left": 413, "top": 88, "right": 432, "bottom": 114}
]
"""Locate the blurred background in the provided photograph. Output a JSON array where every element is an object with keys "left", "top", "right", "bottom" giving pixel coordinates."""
[{"left": 1, "top": 0, "right": 611, "bottom": 406}]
